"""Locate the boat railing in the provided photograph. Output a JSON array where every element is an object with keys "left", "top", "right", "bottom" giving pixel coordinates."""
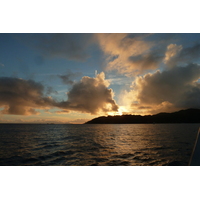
[{"left": 189, "top": 127, "right": 200, "bottom": 166}]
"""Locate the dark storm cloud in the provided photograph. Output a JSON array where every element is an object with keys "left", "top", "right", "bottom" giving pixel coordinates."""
[
  {"left": 0, "top": 77, "right": 55, "bottom": 115},
  {"left": 56, "top": 72, "right": 119, "bottom": 114},
  {"left": 133, "top": 63, "right": 200, "bottom": 110}
]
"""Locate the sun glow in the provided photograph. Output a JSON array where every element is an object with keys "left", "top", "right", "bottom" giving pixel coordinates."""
[{"left": 108, "top": 106, "right": 129, "bottom": 116}]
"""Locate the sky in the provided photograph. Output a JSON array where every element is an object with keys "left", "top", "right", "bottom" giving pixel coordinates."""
[{"left": 0, "top": 33, "right": 200, "bottom": 124}]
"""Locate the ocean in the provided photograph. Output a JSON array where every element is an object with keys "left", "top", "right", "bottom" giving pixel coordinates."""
[{"left": 0, "top": 123, "right": 199, "bottom": 166}]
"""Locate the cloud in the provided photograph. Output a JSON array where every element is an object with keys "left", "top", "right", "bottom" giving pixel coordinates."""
[
  {"left": 128, "top": 53, "right": 163, "bottom": 72},
  {"left": 179, "top": 43, "right": 200, "bottom": 61},
  {"left": 122, "top": 63, "right": 200, "bottom": 114},
  {"left": 58, "top": 70, "right": 82, "bottom": 85},
  {"left": 95, "top": 34, "right": 200, "bottom": 76},
  {"left": 54, "top": 110, "right": 70, "bottom": 114},
  {"left": 56, "top": 72, "right": 119, "bottom": 115},
  {"left": 166, "top": 43, "right": 200, "bottom": 67},
  {"left": 0, "top": 72, "right": 119, "bottom": 116},
  {"left": 0, "top": 77, "right": 55, "bottom": 115},
  {"left": 16, "top": 33, "right": 93, "bottom": 61},
  {"left": 164, "top": 44, "right": 182, "bottom": 64},
  {"left": 0, "top": 63, "right": 4, "bottom": 67},
  {"left": 95, "top": 33, "right": 155, "bottom": 76}
]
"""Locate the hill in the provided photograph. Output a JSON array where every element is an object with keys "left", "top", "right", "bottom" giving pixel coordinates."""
[{"left": 85, "top": 108, "right": 200, "bottom": 124}]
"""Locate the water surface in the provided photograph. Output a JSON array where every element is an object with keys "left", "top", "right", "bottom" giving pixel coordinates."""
[{"left": 0, "top": 124, "right": 199, "bottom": 166}]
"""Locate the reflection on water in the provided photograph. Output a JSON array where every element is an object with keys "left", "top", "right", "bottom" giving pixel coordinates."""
[{"left": 0, "top": 124, "right": 199, "bottom": 166}]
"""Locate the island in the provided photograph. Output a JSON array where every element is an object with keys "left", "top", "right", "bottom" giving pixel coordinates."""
[{"left": 85, "top": 108, "right": 200, "bottom": 124}]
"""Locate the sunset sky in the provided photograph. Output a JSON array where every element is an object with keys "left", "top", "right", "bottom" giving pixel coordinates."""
[{"left": 1, "top": 33, "right": 200, "bottom": 123}]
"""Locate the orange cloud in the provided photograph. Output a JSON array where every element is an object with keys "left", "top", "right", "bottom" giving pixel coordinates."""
[
  {"left": 164, "top": 44, "right": 182, "bottom": 65},
  {"left": 56, "top": 72, "right": 119, "bottom": 115},
  {"left": 95, "top": 33, "right": 156, "bottom": 76},
  {"left": 120, "top": 63, "right": 200, "bottom": 115},
  {"left": 0, "top": 73, "right": 119, "bottom": 116}
]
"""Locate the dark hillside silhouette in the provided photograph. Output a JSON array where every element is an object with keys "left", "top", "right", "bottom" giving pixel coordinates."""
[{"left": 85, "top": 108, "right": 200, "bottom": 124}]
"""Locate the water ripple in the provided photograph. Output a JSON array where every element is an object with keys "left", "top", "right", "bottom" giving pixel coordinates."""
[{"left": 0, "top": 123, "right": 199, "bottom": 166}]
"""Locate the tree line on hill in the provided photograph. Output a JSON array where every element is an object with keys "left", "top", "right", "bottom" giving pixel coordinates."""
[{"left": 85, "top": 108, "right": 200, "bottom": 124}]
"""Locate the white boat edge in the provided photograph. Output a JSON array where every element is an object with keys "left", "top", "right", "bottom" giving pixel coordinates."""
[{"left": 189, "top": 127, "right": 200, "bottom": 166}]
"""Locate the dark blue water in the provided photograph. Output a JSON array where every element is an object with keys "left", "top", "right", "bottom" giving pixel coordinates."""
[{"left": 0, "top": 124, "right": 199, "bottom": 166}]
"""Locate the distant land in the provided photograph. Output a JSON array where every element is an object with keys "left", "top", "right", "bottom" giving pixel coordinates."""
[{"left": 85, "top": 108, "right": 200, "bottom": 124}]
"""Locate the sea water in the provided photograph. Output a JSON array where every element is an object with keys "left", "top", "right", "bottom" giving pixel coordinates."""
[{"left": 0, "top": 123, "right": 199, "bottom": 166}]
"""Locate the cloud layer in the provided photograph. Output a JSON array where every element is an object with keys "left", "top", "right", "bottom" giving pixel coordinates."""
[
  {"left": 0, "top": 72, "right": 119, "bottom": 116},
  {"left": 164, "top": 44, "right": 182, "bottom": 65},
  {"left": 122, "top": 63, "right": 200, "bottom": 114},
  {"left": 165, "top": 43, "right": 200, "bottom": 67},
  {"left": 0, "top": 77, "right": 54, "bottom": 115},
  {"left": 56, "top": 72, "right": 119, "bottom": 114},
  {"left": 2, "top": 34, "right": 200, "bottom": 118},
  {"left": 94, "top": 34, "right": 200, "bottom": 114},
  {"left": 95, "top": 33, "right": 156, "bottom": 75}
]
